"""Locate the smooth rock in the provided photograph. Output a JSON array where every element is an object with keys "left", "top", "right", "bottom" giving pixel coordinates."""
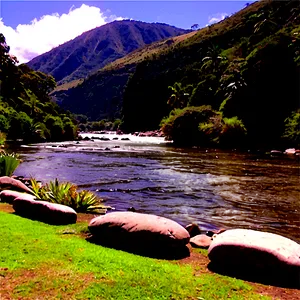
[
  {"left": 0, "top": 176, "right": 33, "bottom": 194},
  {"left": 13, "top": 198, "right": 77, "bottom": 225},
  {"left": 185, "top": 223, "right": 201, "bottom": 237},
  {"left": 208, "top": 229, "right": 300, "bottom": 272},
  {"left": 190, "top": 234, "right": 212, "bottom": 248},
  {"left": 88, "top": 212, "right": 190, "bottom": 248},
  {"left": 0, "top": 190, "right": 35, "bottom": 204}
]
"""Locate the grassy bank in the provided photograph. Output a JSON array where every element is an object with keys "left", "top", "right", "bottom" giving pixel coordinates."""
[{"left": 0, "top": 208, "right": 269, "bottom": 299}]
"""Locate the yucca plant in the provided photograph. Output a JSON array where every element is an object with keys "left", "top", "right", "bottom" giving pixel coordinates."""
[
  {"left": 30, "top": 178, "right": 108, "bottom": 214},
  {"left": 0, "top": 151, "right": 21, "bottom": 177}
]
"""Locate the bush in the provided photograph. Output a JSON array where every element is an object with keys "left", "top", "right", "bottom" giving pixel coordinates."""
[
  {"left": 282, "top": 110, "right": 300, "bottom": 148},
  {"left": 30, "top": 178, "right": 109, "bottom": 214},
  {"left": 160, "top": 106, "right": 218, "bottom": 145},
  {"left": 219, "top": 116, "right": 247, "bottom": 147},
  {"left": 0, "top": 152, "right": 21, "bottom": 177}
]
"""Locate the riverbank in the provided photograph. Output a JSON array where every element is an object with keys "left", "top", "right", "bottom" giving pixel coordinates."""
[{"left": 0, "top": 203, "right": 299, "bottom": 299}]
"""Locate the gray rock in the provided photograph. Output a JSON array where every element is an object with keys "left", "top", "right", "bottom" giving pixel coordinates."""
[
  {"left": 88, "top": 212, "right": 190, "bottom": 248},
  {"left": 208, "top": 229, "right": 300, "bottom": 287},
  {"left": 0, "top": 176, "right": 33, "bottom": 194},
  {"left": 0, "top": 190, "right": 35, "bottom": 204},
  {"left": 13, "top": 198, "right": 77, "bottom": 225},
  {"left": 185, "top": 223, "right": 201, "bottom": 237},
  {"left": 190, "top": 234, "right": 212, "bottom": 248}
]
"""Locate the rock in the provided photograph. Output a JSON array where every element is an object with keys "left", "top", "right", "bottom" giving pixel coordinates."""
[
  {"left": 0, "top": 190, "right": 35, "bottom": 204},
  {"left": 185, "top": 223, "right": 201, "bottom": 237},
  {"left": 190, "top": 234, "right": 212, "bottom": 248},
  {"left": 121, "top": 138, "right": 130, "bottom": 141},
  {"left": 13, "top": 198, "right": 77, "bottom": 225},
  {"left": 0, "top": 176, "right": 33, "bottom": 194},
  {"left": 206, "top": 228, "right": 226, "bottom": 237},
  {"left": 208, "top": 229, "right": 300, "bottom": 287},
  {"left": 88, "top": 212, "right": 190, "bottom": 248}
]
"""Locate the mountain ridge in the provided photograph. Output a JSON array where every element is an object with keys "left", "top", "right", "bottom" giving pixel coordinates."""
[{"left": 27, "top": 20, "right": 189, "bottom": 84}]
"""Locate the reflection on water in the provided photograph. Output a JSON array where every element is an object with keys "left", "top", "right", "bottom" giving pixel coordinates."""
[{"left": 13, "top": 133, "right": 300, "bottom": 242}]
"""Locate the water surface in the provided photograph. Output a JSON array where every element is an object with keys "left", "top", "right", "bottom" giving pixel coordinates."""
[{"left": 13, "top": 132, "right": 300, "bottom": 242}]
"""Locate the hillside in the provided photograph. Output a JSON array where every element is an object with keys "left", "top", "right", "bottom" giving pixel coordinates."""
[
  {"left": 50, "top": 0, "right": 299, "bottom": 148},
  {"left": 121, "top": 0, "right": 300, "bottom": 148},
  {"left": 27, "top": 20, "right": 189, "bottom": 84},
  {"left": 51, "top": 30, "right": 197, "bottom": 120}
]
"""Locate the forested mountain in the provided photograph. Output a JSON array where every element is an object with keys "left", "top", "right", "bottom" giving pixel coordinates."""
[
  {"left": 24, "top": 0, "right": 300, "bottom": 149},
  {"left": 0, "top": 34, "right": 78, "bottom": 144},
  {"left": 27, "top": 20, "right": 189, "bottom": 84},
  {"left": 121, "top": 0, "right": 300, "bottom": 148}
]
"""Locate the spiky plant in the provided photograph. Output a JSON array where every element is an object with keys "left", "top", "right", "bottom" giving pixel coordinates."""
[
  {"left": 0, "top": 151, "right": 21, "bottom": 177},
  {"left": 30, "top": 178, "right": 109, "bottom": 214}
]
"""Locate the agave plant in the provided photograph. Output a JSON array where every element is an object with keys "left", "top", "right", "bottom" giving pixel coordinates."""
[
  {"left": 0, "top": 151, "right": 21, "bottom": 177},
  {"left": 30, "top": 178, "right": 108, "bottom": 214}
]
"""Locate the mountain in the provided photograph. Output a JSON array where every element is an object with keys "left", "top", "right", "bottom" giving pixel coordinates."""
[
  {"left": 27, "top": 20, "right": 189, "bottom": 84},
  {"left": 51, "top": 30, "right": 196, "bottom": 120},
  {"left": 51, "top": 0, "right": 300, "bottom": 148}
]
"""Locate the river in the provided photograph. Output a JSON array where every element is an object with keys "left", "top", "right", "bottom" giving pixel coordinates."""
[{"left": 13, "top": 132, "right": 300, "bottom": 243}]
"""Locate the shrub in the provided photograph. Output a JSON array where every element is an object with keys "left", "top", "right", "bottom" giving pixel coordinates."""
[
  {"left": 30, "top": 178, "right": 109, "bottom": 214},
  {"left": 0, "top": 152, "right": 21, "bottom": 177},
  {"left": 282, "top": 110, "right": 300, "bottom": 147},
  {"left": 160, "top": 106, "right": 218, "bottom": 145},
  {"left": 220, "top": 116, "right": 247, "bottom": 147}
]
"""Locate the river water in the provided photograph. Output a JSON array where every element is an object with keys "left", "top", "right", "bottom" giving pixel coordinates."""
[{"left": 13, "top": 132, "right": 300, "bottom": 243}]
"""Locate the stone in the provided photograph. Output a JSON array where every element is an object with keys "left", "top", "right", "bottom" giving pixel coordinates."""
[
  {"left": 88, "top": 212, "right": 190, "bottom": 248},
  {"left": 208, "top": 229, "right": 300, "bottom": 287},
  {"left": 185, "top": 223, "right": 201, "bottom": 237},
  {"left": 190, "top": 234, "right": 212, "bottom": 248},
  {"left": 13, "top": 198, "right": 77, "bottom": 225},
  {"left": 0, "top": 190, "right": 35, "bottom": 204},
  {"left": 0, "top": 176, "right": 33, "bottom": 194}
]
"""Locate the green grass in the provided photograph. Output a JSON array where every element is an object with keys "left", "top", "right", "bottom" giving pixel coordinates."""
[{"left": 0, "top": 209, "right": 269, "bottom": 299}]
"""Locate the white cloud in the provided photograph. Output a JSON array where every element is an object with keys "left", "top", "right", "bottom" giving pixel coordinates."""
[
  {"left": 206, "top": 13, "right": 229, "bottom": 26},
  {"left": 0, "top": 4, "right": 123, "bottom": 63}
]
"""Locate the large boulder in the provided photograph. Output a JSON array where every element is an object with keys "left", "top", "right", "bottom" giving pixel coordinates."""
[
  {"left": 0, "top": 190, "right": 35, "bottom": 204},
  {"left": 0, "top": 176, "right": 33, "bottom": 194},
  {"left": 88, "top": 212, "right": 190, "bottom": 257},
  {"left": 13, "top": 198, "right": 77, "bottom": 225},
  {"left": 208, "top": 229, "right": 300, "bottom": 287}
]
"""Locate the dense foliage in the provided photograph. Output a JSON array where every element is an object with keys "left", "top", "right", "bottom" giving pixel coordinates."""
[
  {"left": 0, "top": 34, "right": 78, "bottom": 143},
  {"left": 30, "top": 178, "right": 109, "bottom": 214},
  {"left": 122, "top": 0, "right": 300, "bottom": 148}
]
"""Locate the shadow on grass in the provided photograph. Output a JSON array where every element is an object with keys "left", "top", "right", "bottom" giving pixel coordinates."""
[
  {"left": 208, "top": 261, "right": 300, "bottom": 289},
  {"left": 86, "top": 234, "right": 190, "bottom": 260}
]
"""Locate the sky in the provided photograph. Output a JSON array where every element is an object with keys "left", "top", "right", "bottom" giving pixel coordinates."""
[{"left": 0, "top": 1, "right": 254, "bottom": 63}]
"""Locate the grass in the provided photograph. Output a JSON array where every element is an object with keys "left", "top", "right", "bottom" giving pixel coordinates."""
[{"left": 0, "top": 208, "right": 269, "bottom": 299}]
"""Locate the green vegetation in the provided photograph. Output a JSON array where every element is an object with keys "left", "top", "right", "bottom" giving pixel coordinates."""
[
  {"left": 161, "top": 106, "right": 247, "bottom": 147},
  {"left": 282, "top": 110, "right": 300, "bottom": 148},
  {"left": 0, "top": 210, "right": 269, "bottom": 299},
  {"left": 0, "top": 151, "right": 21, "bottom": 177},
  {"left": 121, "top": 1, "right": 300, "bottom": 148},
  {"left": 0, "top": 34, "right": 78, "bottom": 143},
  {"left": 30, "top": 178, "right": 108, "bottom": 214}
]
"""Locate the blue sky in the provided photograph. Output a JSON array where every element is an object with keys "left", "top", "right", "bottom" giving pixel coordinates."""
[{"left": 0, "top": 1, "right": 253, "bottom": 62}]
